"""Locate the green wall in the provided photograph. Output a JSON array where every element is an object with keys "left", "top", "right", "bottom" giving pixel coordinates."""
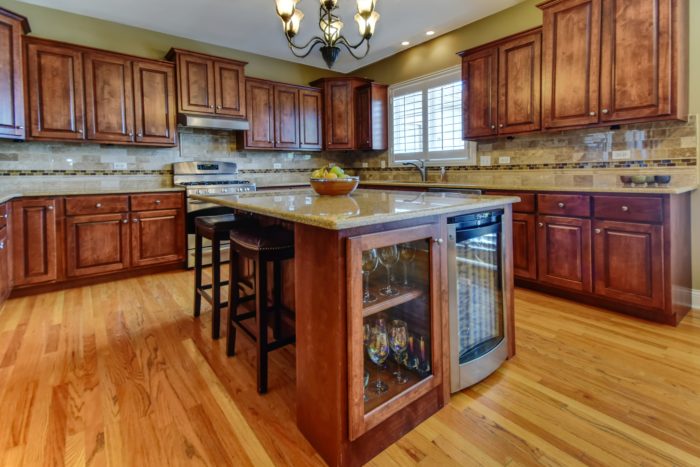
[{"left": 1, "top": 0, "right": 338, "bottom": 85}]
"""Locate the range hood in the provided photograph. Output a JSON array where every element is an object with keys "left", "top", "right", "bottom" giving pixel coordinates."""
[{"left": 177, "top": 114, "right": 250, "bottom": 131}]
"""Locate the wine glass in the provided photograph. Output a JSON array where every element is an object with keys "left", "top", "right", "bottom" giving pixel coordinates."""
[
  {"left": 363, "top": 370, "right": 370, "bottom": 401},
  {"left": 362, "top": 249, "right": 379, "bottom": 303},
  {"left": 399, "top": 243, "right": 416, "bottom": 287},
  {"left": 366, "top": 319, "right": 389, "bottom": 394},
  {"left": 418, "top": 335, "right": 431, "bottom": 376},
  {"left": 377, "top": 245, "right": 400, "bottom": 296},
  {"left": 389, "top": 320, "right": 409, "bottom": 384}
]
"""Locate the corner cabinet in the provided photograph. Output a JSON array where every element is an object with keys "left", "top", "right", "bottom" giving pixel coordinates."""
[
  {"left": 0, "top": 8, "right": 29, "bottom": 140},
  {"left": 346, "top": 223, "right": 443, "bottom": 441}
]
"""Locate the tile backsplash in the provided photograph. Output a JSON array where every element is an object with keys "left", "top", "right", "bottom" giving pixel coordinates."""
[{"left": 0, "top": 116, "right": 697, "bottom": 192}]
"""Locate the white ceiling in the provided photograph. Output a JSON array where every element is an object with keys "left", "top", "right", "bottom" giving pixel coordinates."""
[{"left": 19, "top": 0, "right": 524, "bottom": 73}]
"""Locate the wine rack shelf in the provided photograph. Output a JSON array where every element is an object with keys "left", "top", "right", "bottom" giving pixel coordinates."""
[{"left": 362, "top": 287, "right": 423, "bottom": 317}]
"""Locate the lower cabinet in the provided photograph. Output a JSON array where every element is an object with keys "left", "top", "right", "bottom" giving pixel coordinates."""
[
  {"left": 66, "top": 213, "right": 130, "bottom": 277},
  {"left": 512, "top": 213, "right": 537, "bottom": 280},
  {"left": 131, "top": 209, "right": 185, "bottom": 267},
  {"left": 11, "top": 198, "right": 60, "bottom": 286},
  {"left": 536, "top": 215, "right": 592, "bottom": 293},
  {"left": 0, "top": 224, "right": 9, "bottom": 304}
]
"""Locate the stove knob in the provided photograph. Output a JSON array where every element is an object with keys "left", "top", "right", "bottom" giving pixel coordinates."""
[{"left": 221, "top": 188, "right": 229, "bottom": 193}]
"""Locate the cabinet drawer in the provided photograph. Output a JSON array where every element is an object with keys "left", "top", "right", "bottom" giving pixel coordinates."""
[
  {"left": 538, "top": 194, "right": 590, "bottom": 217},
  {"left": 487, "top": 191, "right": 535, "bottom": 213},
  {"left": 0, "top": 203, "right": 7, "bottom": 229},
  {"left": 593, "top": 196, "right": 663, "bottom": 223},
  {"left": 130, "top": 193, "right": 183, "bottom": 211},
  {"left": 65, "top": 195, "right": 129, "bottom": 215}
]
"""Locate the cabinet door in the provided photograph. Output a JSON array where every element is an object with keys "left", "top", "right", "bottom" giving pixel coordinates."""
[
  {"left": 0, "top": 13, "right": 25, "bottom": 139},
  {"left": 131, "top": 209, "right": 184, "bottom": 267},
  {"left": 84, "top": 52, "right": 134, "bottom": 143},
  {"left": 541, "top": 0, "right": 601, "bottom": 128},
  {"left": 214, "top": 61, "right": 246, "bottom": 118},
  {"left": 325, "top": 81, "right": 355, "bottom": 149},
  {"left": 600, "top": 0, "right": 673, "bottom": 122},
  {"left": 11, "top": 198, "right": 59, "bottom": 286},
  {"left": 26, "top": 40, "right": 85, "bottom": 140},
  {"left": 133, "top": 60, "right": 177, "bottom": 146},
  {"left": 299, "top": 88, "right": 323, "bottom": 150},
  {"left": 593, "top": 220, "right": 664, "bottom": 309},
  {"left": 462, "top": 48, "right": 498, "bottom": 138},
  {"left": 245, "top": 80, "right": 274, "bottom": 149},
  {"left": 66, "top": 213, "right": 130, "bottom": 277},
  {"left": 537, "top": 215, "right": 592, "bottom": 292},
  {"left": 355, "top": 84, "right": 372, "bottom": 149},
  {"left": 512, "top": 213, "right": 537, "bottom": 280},
  {"left": 274, "top": 85, "right": 300, "bottom": 149},
  {"left": 498, "top": 31, "right": 542, "bottom": 135},
  {"left": 0, "top": 226, "right": 9, "bottom": 304},
  {"left": 347, "top": 223, "right": 443, "bottom": 441},
  {"left": 178, "top": 53, "right": 215, "bottom": 114}
]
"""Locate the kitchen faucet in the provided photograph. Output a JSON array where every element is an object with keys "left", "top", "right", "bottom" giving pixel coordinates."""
[{"left": 402, "top": 159, "right": 428, "bottom": 182}]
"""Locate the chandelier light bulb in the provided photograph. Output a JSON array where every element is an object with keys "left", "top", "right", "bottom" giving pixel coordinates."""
[
  {"left": 356, "top": 0, "right": 377, "bottom": 17},
  {"left": 355, "top": 10, "right": 379, "bottom": 38},
  {"left": 285, "top": 9, "right": 304, "bottom": 37},
  {"left": 275, "top": 0, "right": 299, "bottom": 21}
]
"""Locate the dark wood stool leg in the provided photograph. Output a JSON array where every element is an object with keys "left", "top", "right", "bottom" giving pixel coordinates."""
[
  {"left": 273, "top": 259, "right": 283, "bottom": 340},
  {"left": 256, "top": 257, "right": 269, "bottom": 394},
  {"left": 227, "top": 248, "right": 240, "bottom": 357},
  {"left": 211, "top": 236, "right": 222, "bottom": 340},
  {"left": 194, "top": 232, "right": 203, "bottom": 318}
]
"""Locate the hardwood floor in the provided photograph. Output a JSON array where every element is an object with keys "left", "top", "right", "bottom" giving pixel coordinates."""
[{"left": 0, "top": 270, "right": 698, "bottom": 466}]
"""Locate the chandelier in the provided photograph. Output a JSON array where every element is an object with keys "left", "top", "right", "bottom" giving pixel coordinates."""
[{"left": 274, "top": 0, "right": 380, "bottom": 68}]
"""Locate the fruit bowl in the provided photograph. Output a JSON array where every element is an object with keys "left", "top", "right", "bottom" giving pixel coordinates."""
[{"left": 310, "top": 176, "right": 360, "bottom": 196}]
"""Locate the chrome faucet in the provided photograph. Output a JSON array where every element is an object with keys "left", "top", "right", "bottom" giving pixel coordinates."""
[{"left": 402, "top": 159, "right": 428, "bottom": 182}]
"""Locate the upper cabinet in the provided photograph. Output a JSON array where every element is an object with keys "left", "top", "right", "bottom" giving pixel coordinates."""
[
  {"left": 167, "top": 49, "right": 246, "bottom": 119},
  {"left": 310, "top": 77, "right": 388, "bottom": 151},
  {"left": 25, "top": 37, "right": 176, "bottom": 146},
  {"left": 0, "top": 8, "right": 29, "bottom": 140},
  {"left": 460, "top": 29, "right": 541, "bottom": 139},
  {"left": 539, "top": 0, "right": 688, "bottom": 129},
  {"left": 299, "top": 88, "right": 323, "bottom": 150}
]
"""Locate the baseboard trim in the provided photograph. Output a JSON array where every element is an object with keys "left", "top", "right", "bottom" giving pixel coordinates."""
[{"left": 693, "top": 289, "right": 700, "bottom": 310}]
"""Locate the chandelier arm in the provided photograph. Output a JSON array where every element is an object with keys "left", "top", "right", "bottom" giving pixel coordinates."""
[
  {"left": 336, "top": 36, "right": 371, "bottom": 59},
  {"left": 286, "top": 34, "right": 326, "bottom": 52},
  {"left": 287, "top": 37, "right": 325, "bottom": 59}
]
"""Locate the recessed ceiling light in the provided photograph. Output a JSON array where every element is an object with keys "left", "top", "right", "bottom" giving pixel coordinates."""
[
  {"left": 401, "top": 41, "right": 410, "bottom": 46},
  {"left": 426, "top": 30, "right": 435, "bottom": 36}
]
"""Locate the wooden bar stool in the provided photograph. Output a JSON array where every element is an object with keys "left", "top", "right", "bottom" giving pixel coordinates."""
[
  {"left": 194, "top": 214, "right": 254, "bottom": 340},
  {"left": 227, "top": 225, "right": 296, "bottom": 394}
]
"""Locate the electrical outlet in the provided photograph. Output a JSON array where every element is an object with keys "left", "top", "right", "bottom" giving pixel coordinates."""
[
  {"left": 273, "top": 163, "right": 282, "bottom": 169},
  {"left": 612, "top": 150, "right": 631, "bottom": 160},
  {"left": 380, "top": 160, "right": 386, "bottom": 169},
  {"left": 302, "top": 154, "right": 311, "bottom": 160},
  {"left": 362, "top": 162, "right": 369, "bottom": 168},
  {"left": 113, "top": 162, "right": 127, "bottom": 170},
  {"left": 498, "top": 156, "right": 511, "bottom": 165},
  {"left": 480, "top": 156, "right": 492, "bottom": 167},
  {"left": 287, "top": 153, "right": 294, "bottom": 159}
]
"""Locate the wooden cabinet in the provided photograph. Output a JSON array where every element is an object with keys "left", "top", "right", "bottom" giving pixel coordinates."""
[
  {"left": 355, "top": 83, "right": 388, "bottom": 150},
  {"left": 322, "top": 78, "right": 355, "bottom": 149},
  {"left": 0, "top": 225, "right": 8, "bottom": 305},
  {"left": 11, "top": 198, "right": 60, "bottom": 286},
  {"left": 460, "top": 28, "right": 541, "bottom": 138},
  {"left": 537, "top": 215, "right": 592, "bottom": 292},
  {"left": 26, "top": 38, "right": 85, "bottom": 141},
  {"left": 512, "top": 213, "right": 537, "bottom": 280},
  {"left": 66, "top": 213, "right": 130, "bottom": 277},
  {"left": 0, "top": 8, "right": 29, "bottom": 140},
  {"left": 131, "top": 208, "right": 185, "bottom": 267},
  {"left": 274, "top": 84, "right": 300, "bottom": 149},
  {"left": 84, "top": 51, "right": 134, "bottom": 143},
  {"left": 244, "top": 79, "right": 274, "bottom": 149},
  {"left": 593, "top": 220, "right": 663, "bottom": 308},
  {"left": 132, "top": 60, "right": 177, "bottom": 146},
  {"left": 168, "top": 49, "right": 246, "bottom": 119},
  {"left": 299, "top": 88, "right": 323, "bottom": 150}
]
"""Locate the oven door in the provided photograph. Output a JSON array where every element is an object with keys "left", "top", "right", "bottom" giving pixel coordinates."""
[{"left": 186, "top": 198, "right": 236, "bottom": 268}]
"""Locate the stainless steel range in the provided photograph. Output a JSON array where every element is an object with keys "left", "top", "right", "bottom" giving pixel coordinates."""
[{"left": 173, "top": 161, "right": 255, "bottom": 267}]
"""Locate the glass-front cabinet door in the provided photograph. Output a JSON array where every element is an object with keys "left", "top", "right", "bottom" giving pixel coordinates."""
[{"left": 347, "top": 223, "right": 442, "bottom": 441}]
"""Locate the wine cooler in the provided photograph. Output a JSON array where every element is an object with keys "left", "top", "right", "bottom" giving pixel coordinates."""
[{"left": 447, "top": 209, "right": 507, "bottom": 392}]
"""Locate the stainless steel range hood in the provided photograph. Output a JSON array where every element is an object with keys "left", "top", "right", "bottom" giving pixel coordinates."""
[{"left": 177, "top": 114, "right": 250, "bottom": 131}]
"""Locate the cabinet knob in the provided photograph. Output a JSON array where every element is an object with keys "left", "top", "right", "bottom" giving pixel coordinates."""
[
  {"left": 122, "top": 219, "right": 128, "bottom": 224},
  {"left": 0, "top": 241, "right": 4, "bottom": 250},
  {"left": 538, "top": 222, "right": 544, "bottom": 228},
  {"left": 210, "top": 105, "right": 215, "bottom": 109},
  {"left": 155, "top": 199, "right": 161, "bottom": 205},
  {"left": 433, "top": 238, "right": 444, "bottom": 244},
  {"left": 621, "top": 205, "right": 629, "bottom": 212},
  {"left": 133, "top": 218, "right": 139, "bottom": 223},
  {"left": 137, "top": 133, "right": 143, "bottom": 138},
  {"left": 589, "top": 111, "right": 597, "bottom": 116},
  {"left": 216, "top": 105, "right": 222, "bottom": 110},
  {"left": 128, "top": 131, "right": 134, "bottom": 137},
  {"left": 47, "top": 205, "right": 54, "bottom": 211},
  {"left": 78, "top": 129, "right": 83, "bottom": 134},
  {"left": 595, "top": 228, "right": 602, "bottom": 234},
  {"left": 17, "top": 126, "right": 24, "bottom": 130},
  {"left": 491, "top": 125, "right": 496, "bottom": 130},
  {"left": 557, "top": 202, "right": 565, "bottom": 208},
  {"left": 602, "top": 109, "right": 609, "bottom": 114},
  {"left": 2, "top": 213, "right": 7, "bottom": 219},
  {"left": 95, "top": 203, "right": 102, "bottom": 208},
  {"left": 499, "top": 124, "right": 504, "bottom": 128}
]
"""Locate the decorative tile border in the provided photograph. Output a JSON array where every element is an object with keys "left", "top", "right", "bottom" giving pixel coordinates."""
[{"left": 0, "top": 169, "right": 172, "bottom": 176}]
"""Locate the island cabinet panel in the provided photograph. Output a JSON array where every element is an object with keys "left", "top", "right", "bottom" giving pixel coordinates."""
[
  {"left": 461, "top": 48, "right": 498, "bottom": 138},
  {"left": 536, "top": 215, "right": 592, "bottom": 292},
  {"left": 130, "top": 208, "right": 185, "bottom": 267},
  {"left": 132, "top": 61, "right": 177, "bottom": 146},
  {"left": 0, "top": 9, "right": 28, "bottom": 140},
  {"left": 274, "top": 84, "right": 300, "bottom": 149},
  {"left": 299, "top": 88, "right": 323, "bottom": 150},
  {"left": 540, "top": 0, "right": 601, "bottom": 129},
  {"left": 0, "top": 221, "right": 9, "bottom": 305},
  {"left": 26, "top": 39, "right": 85, "bottom": 141},
  {"left": 66, "top": 213, "right": 130, "bottom": 277},
  {"left": 84, "top": 52, "right": 134, "bottom": 143},
  {"left": 11, "top": 198, "right": 60, "bottom": 286},
  {"left": 244, "top": 79, "right": 275, "bottom": 149},
  {"left": 593, "top": 220, "right": 664, "bottom": 309}
]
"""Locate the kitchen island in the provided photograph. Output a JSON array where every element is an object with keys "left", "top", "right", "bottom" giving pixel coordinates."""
[{"left": 191, "top": 188, "right": 519, "bottom": 466}]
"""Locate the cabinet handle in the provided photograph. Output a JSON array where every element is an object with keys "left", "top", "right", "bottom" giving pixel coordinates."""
[
  {"left": 210, "top": 105, "right": 215, "bottom": 109},
  {"left": 433, "top": 238, "right": 444, "bottom": 244},
  {"left": 78, "top": 129, "right": 83, "bottom": 134},
  {"left": 17, "top": 126, "right": 24, "bottom": 130},
  {"left": 95, "top": 203, "right": 102, "bottom": 208},
  {"left": 557, "top": 202, "right": 565, "bottom": 208},
  {"left": 128, "top": 131, "right": 134, "bottom": 137},
  {"left": 595, "top": 228, "right": 602, "bottom": 234},
  {"left": 538, "top": 222, "right": 544, "bottom": 228},
  {"left": 47, "top": 205, "right": 54, "bottom": 211},
  {"left": 2, "top": 213, "right": 7, "bottom": 219},
  {"left": 621, "top": 205, "right": 629, "bottom": 212},
  {"left": 602, "top": 109, "right": 609, "bottom": 114},
  {"left": 216, "top": 105, "right": 222, "bottom": 110},
  {"left": 137, "top": 133, "right": 143, "bottom": 138},
  {"left": 589, "top": 111, "right": 597, "bottom": 116}
]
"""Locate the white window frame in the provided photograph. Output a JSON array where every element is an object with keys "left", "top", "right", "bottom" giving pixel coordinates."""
[{"left": 388, "top": 65, "right": 476, "bottom": 167}]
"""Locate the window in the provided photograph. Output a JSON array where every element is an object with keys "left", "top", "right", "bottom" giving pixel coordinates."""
[{"left": 390, "top": 66, "right": 476, "bottom": 166}]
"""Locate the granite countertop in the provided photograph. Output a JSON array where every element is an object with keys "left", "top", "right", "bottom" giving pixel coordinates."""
[
  {"left": 358, "top": 180, "right": 697, "bottom": 194},
  {"left": 191, "top": 188, "right": 519, "bottom": 230},
  {"left": 0, "top": 186, "right": 185, "bottom": 204}
]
